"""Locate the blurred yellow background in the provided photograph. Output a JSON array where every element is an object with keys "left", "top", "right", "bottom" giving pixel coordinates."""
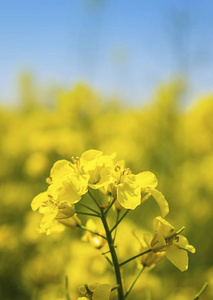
[{"left": 0, "top": 79, "right": 213, "bottom": 299}]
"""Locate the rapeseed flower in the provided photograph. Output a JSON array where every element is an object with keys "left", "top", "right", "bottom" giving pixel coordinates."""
[
  {"left": 98, "top": 163, "right": 169, "bottom": 216},
  {"left": 43, "top": 150, "right": 115, "bottom": 203},
  {"left": 31, "top": 192, "right": 77, "bottom": 233},
  {"left": 151, "top": 217, "right": 195, "bottom": 271},
  {"left": 137, "top": 233, "right": 165, "bottom": 267}
]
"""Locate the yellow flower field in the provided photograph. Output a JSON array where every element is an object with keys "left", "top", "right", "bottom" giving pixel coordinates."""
[{"left": 0, "top": 80, "right": 212, "bottom": 299}]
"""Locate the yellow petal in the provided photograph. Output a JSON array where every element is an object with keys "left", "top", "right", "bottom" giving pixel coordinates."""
[
  {"left": 92, "top": 284, "right": 112, "bottom": 300},
  {"left": 89, "top": 167, "right": 111, "bottom": 189},
  {"left": 56, "top": 179, "right": 82, "bottom": 203},
  {"left": 166, "top": 244, "right": 188, "bottom": 272},
  {"left": 153, "top": 217, "right": 175, "bottom": 238},
  {"left": 135, "top": 171, "right": 158, "bottom": 188},
  {"left": 149, "top": 188, "right": 169, "bottom": 217},
  {"left": 117, "top": 183, "right": 141, "bottom": 210},
  {"left": 151, "top": 232, "right": 166, "bottom": 252},
  {"left": 40, "top": 205, "right": 58, "bottom": 232},
  {"left": 174, "top": 235, "right": 196, "bottom": 254},
  {"left": 31, "top": 192, "right": 49, "bottom": 211},
  {"left": 185, "top": 245, "right": 196, "bottom": 253},
  {"left": 50, "top": 159, "right": 72, "bottom": 182},
  {"left": 56, "top": 202, "right": 75, "bottom": 219},
  {"left": 80, "top": 149, "right": 103, "bottom": 171},
  {"left": 67, "top": 173, "right": 90, "bottom": 196},
  {"left": 58, "top": 215, "right": 82, "bottom": 229}
]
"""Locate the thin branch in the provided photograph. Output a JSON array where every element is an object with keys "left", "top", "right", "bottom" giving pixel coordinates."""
[
  {"left": 166, "top": 226, "right": 185, "bottom": 241},
  {"left": 77, "top": 202, "right": 100, "bottom": 215},
  {"left": 125, "top": 266, "right": 145, "bottom": 298},
  {"left": 119, "top": 249, "right": 152, "bottom": 267},
  {"left": 75, "top": 211, "right": 100, "bottom": 218},
  {"left": 79, "top": 225, "right": 107, "bottom": 240},
  {"left": 65, "top": 276, "right": 71, "bottom": 300},
  {"left": 88, "top": 190, "right": 101, "bottom": 209},
  {"left": 104, "top": 197, "right": 116, "bottom": 215},
  {"left": 113, "top": 211, "right": 120, "bottom": 242},
  {"left": 111, "top": 285, "right": 120, "bottom": 292},
  {"left": 101, "top": 249, "right": 113, "bottom": 266},
  {"left": 194, "top": 282, "right": 208, "bottom": 300},
  {"left": 110, "top": 210, "right": 130, "bottom": 232}
]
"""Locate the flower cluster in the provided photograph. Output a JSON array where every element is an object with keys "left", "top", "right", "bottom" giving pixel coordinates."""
[{"left": 31, "top": 149, "right": 169, "bottom": 234}]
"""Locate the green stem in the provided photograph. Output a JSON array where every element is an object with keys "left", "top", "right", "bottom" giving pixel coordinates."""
[
  {"left": 111, "top": 210, "right": 130, "bottom": 232},
  {"left": 104, "top": 197, "right": 116, "bottom": 215},
  {"left": 79, "top": 225, "right": 107, "bottom": 240},
  {"left": 77, "top": 202, "right": 100, "bottom": 215},
  {"left": 75, "top": 211, "right": 100, "bottom": 218},
  {"left": 125, "top": 265, "right": 145, "bottom": 298},
  {"left": 119, "top": 249, "right": 152, "bottom": 267},
  {"left": 65, "top": 276, "right": 71, "bottom": 300},
  {"left": 100, "top": 208, "right": 124, "bottom": 300},
  {"left": 166, "top": 226, "right": 185, "bottom": 241},
  {"left": 194, "top": 282, "right": 208, "bottom": 300},
  {"left": 88, "top": 190, "right": 101, "bottom": 209},
  {"left": 113, "top": 211, "right": 120, "bottom": 242},
  {"left": 111, "top": 285, "right": 120, "bottom": 292},
  {"left": 101, "top": 249, "right": 113, "bottom": 266}
]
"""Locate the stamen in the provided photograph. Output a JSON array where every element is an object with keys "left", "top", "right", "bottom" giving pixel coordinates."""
[{"left": 114, "top": 164, "right": 121, "bottom": 172}]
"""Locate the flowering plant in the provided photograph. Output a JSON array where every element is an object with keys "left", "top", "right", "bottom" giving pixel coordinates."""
[{"left": 32, "top": 150, "right": 195, "bottom": 300}]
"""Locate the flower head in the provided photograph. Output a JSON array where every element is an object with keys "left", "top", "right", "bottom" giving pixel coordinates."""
[
  {"left": 151, "top": 217, "right": 196, "bottom": 271},
  {"left": 31, "top": 191, "right": 78, "bottom": 234},
  {"left": 136, "top": 233, "right": 165, "bottom": 267},
  {"left": 98, "top": 162, "right": 169, "bottom": 216}
]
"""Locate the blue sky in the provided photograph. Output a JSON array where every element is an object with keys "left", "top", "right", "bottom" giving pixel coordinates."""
[{"left": 0, "top": 0, "right": 213, "bottom": 105}]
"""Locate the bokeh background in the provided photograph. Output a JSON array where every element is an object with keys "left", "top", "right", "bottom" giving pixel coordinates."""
[{"left": 0, "top": 1, "right": 213, "bottom": 299}]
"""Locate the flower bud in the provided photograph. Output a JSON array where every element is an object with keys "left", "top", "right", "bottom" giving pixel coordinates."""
[
  {"left": 151, "top": 233, "right": 166, "bottom": 252},
  {"left": 113, "top": 199, "right": 124, "bottom": 212},
  {"left": 140, "top": 247, "right": 165, "bottom": 267},
  {"left": 58, "top": 214, "right": 81, "bottom": 229},
  {"left": 56, "top": 202, "right": 75, "bottom": 219}
]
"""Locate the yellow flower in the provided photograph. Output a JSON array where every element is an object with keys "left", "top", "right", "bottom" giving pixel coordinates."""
[
  {"left": 78, "top": 283, "right": 111, "bottom": 300},
  {"left": 137, "top": 233, "right": 165, "bottom": 267},
  {"left": 47, "top": 158, "right": 90, "bottom": 203},
  {"left": 80, "top": 150, "right": 116, "bottom": 187},
  {"left": 31, "top": 191, "right": 76, "bottom": 234},
  {"left": 151, "top": 217, "right": 196, "bottom": 271},
  {"left": 99, "top": 163, "right": 169, "bottom": 216},
  {"left": 45, "top": 150, "right": 115, "bottom": 203},
  {"left": 140, "top": 183, "right": 169, "bottom": 217}
]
